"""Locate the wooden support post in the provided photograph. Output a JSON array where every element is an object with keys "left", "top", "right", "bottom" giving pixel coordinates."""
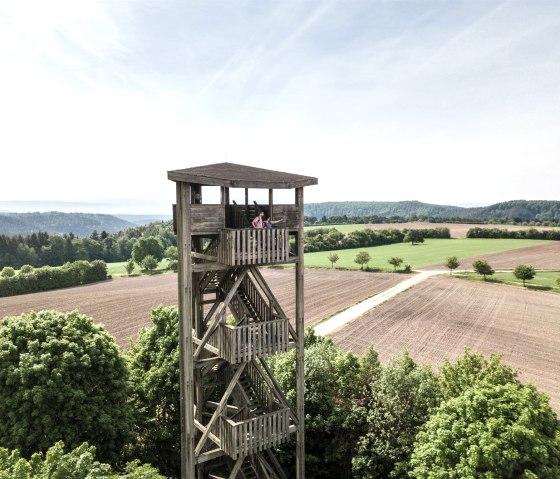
[
  {"left": 177, "top": 182, "right": 196, "bottom": 479},
  {"left": 295, "top": 187, "right": 305, "bottom": 479},
  {"left": 269, "top": 188, "right": 273, "bottom": 220}
]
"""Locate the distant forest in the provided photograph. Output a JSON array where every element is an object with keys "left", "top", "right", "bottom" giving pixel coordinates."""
[
  {"left": 304, "top": 200, "right": 560, "bottom": 223},
  {"left": 0, "top": 212, "right": 136, "bottom": 236}
]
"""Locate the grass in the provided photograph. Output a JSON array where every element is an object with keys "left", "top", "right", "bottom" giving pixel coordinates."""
[
  {"left": 304, "top": 238, "right": 550, "bottom": 271},
  {"left": 454, "top": 270, "right": 560, "bottom": 291},
  {"left": 106, "top": 258, "right": 171, "bottom": 277}
]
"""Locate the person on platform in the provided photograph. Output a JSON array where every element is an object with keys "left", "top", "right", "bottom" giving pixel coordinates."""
[{"left": 252, "top": 211, "right": 265, "bottom": 229}]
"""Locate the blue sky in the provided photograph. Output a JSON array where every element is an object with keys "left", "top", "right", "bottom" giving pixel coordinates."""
[{"left": 1, "top": 0, "right": 559, "bottom": 213}]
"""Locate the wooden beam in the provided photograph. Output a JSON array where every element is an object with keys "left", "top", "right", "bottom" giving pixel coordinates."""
[
  {"left": 228, "top": 456, "right": 244, "bottom": 479},
  {"left": 295, "top": 186, "right": 305, "bottom": 479},
  {"left": 177, "top": 181, "right": 196, "bottom": 479},
  {"left": 194, "top": 363, "right": 246, "bottom": 456},
  {"left": 196, "top": 448, "right": 225, "bottom": 465},
  {"left": 193, "top": 269, "right": 247, "bottom": 360},
  {"left": 269, "top": 189, "right": 273, "bottom": 219}
]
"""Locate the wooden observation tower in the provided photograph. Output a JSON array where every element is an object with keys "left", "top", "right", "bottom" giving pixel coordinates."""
[{"left": 168, "top": 163, "right": 317, "bottom": 479}]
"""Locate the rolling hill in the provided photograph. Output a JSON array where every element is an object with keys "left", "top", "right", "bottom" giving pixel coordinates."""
[{"left": 304, "top": 200, "right": 560, "bottom": 222}]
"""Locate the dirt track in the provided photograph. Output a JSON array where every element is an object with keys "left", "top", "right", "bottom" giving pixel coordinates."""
[
  {"left": 332, "top": 275, "right": 560, "bottom": 410},
  {"left": 366, "top": 222, "right": 560, "bottom": 239},
  {"left": 421, "top": 241, "right": 560, "bottom": 271},
  {"left": 0, "top": 269, "right": 403, "bottom": 348}
]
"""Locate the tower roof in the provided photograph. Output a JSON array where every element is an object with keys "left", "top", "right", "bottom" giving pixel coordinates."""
[{"left": 168, "top": 162, "right": 318, "bottom": 189}]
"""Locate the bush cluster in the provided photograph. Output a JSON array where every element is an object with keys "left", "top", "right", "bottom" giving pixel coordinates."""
[{"left": 0, "top": 260, "right": 107, "bottom": 297}]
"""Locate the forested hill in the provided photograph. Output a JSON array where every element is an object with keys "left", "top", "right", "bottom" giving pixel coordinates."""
[
  {"left": 304, "top": 200, "right": 560, "bottom": 222},
  {"left": 0, "top": 212, "right": 135, "bottom": 236}
]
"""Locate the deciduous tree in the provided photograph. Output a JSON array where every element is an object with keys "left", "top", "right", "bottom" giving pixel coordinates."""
[
  {"left": 472, "top": 259, "right": 494, "bottom": 280},
  {"left": 444, "top": 256, "right": 460, "bottom": 275},
  {"left": 125, "top": 258, "right": 135, "bottom": 276},
  {"left": 354, "top": 251, "right": 371, "bottom": 270},
  {"left": 513, "top": 264, "right": 536, "bottom": 286},
  {"left": 327, "top": 252, "right": 340, "bottom": 268},
  {"left": 0, "top": 311, "right": 131, "bottom": 463},
  {"left": 387, "top": 256, "right": 403, "bottom": 271},
  {"left": 410, "top": 383, "right": 560, "bottom": 478},
  {"left": 132, "top": 236, "right": 164, "bottom": 264},
  {"left": 140, "top": 255, "right": 159, "bottom": 274},
  {"left": 403, "top": 230, "right": 424, "bottom": 245}
]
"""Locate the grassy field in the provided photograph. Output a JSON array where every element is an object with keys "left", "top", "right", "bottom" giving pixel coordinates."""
[
  {"left": 304, "top": 238, "right": 550, "bottom": 271},
  {"left": 107, "top": 258, "right": 171, "bottom": 277},
  {"left": 454, "top": 270, "right": 560, "bottom": 291}
]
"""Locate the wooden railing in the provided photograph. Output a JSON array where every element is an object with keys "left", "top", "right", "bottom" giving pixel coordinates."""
[
  {"left": 218, "top": 408, "right": 291, "bottom": 458},
  {"left": 211, "top": 319, "right": 291, "bottom": 364},
  {"left": 218, "top": 228, "right": 290, "bottom": 265}
]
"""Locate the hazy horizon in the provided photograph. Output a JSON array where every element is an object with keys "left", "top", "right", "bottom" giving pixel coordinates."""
[
  {"left": 0, "top": 198, "right": 532, "bottom": 216},
  {"left": 2, "top": 1, "right": 559, "bottom": 206}
]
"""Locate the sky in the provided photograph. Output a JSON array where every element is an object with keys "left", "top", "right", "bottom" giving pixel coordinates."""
[{"left": 1, "top": 0, "right": 559, "bottom": 214}]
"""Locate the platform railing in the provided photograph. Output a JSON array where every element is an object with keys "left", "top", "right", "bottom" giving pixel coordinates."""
[
  {"left": 218, "top": 228, "right": 290, "bottom": 265},
  {"left": 218, "top": 408, "right": 291, "bottom": 458},
  {"left": 210, "top": 319, "right": 291, "bottom": 364}
]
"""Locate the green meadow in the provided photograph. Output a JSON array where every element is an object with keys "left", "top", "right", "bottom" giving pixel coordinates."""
[
  {"left": 106, "top": 258, "right": 171, "bottom": 277},
  {"left": 455, "top": 270, "right": 560, "bottom": 291},
  {"left": 303, "top": 238, "right": 550, "bottom": 271}
]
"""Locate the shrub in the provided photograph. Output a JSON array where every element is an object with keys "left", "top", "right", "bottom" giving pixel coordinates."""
[
  {"left": 125, "top": 258, "right": 135, "bottom": 276},
  {"left": 19, "top": 264, "right": 34, "bottom": 275},
  {"left": 402, "top": 264, "right": 412, "bottom": 273},
  {"left": 140, "top": 255, "right": 159, "bottom": 274},
  {"left": 0, "top": 266, "right": 15, "bottom": 278},
  {"left": 0, "top": 311, "right": 132, "bottom": 463}
]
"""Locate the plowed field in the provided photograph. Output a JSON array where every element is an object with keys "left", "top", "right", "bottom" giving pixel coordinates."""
[
  {"left": 332, "top": 275, "right": 560, "bottom": 410},
  {"left": 366, "top": 222, "right": 560, "bottom": 239},
  {"left": 0, "top": 270, "right": 403, "bottom": 348},
  {"left": 422, "top": 241, "right": 560, "bottom": 271}
]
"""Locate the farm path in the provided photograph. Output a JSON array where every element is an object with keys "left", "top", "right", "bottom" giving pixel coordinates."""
[{"left": 314, "top": 270, "right": 441, "bottom": 336}]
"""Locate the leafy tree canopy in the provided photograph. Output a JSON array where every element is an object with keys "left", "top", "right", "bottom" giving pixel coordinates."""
[
  {"left": 0, "top": 310, "right": 131, "bottom": 463},
  {"left": 410, "top": 383, "right": 560, "bottom": 478}
]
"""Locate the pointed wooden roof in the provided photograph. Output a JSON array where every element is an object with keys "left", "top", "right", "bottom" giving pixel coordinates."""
[{"left": 168, "top": 162, "right": 318, "bottom": 189}]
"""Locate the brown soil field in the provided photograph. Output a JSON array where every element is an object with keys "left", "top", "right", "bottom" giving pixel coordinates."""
[
  {"left": 365, "top": 221, "right": 559, "bottom": 239},
  {"left": 421, "top": 241, "right": 560, "bottom": 271},
  {"left": 0, "top": 269, "right": 403, "bottom": 348},
  {"left": 332, "top": 275, "right": 560, "bottom": 410}
]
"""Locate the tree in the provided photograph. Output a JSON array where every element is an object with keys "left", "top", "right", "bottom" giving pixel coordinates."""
[
  {"left": 444, "top": 256, "right": 460, "bottom": 275},
  {"left": 352, "top": 353, "right": 441, "bottom": 479},
  {"left": 140, "top": 255, "right": 159, "bottom": 274},
  {"left": 513, "top": 264, "right": 536, "bottom": 286},
  {"left": 0, "top": 441, "right": 166, "bottom": 478},
  {"left": 0, "top": 266, "right": 15, "bottom": 278},
  {"left": 125, "top": 258, "right": 135, "bottom": 276},
  {"left": 354, "top": 251, "right": 371, "bottom": 270},
  {"left": 0, "top": 310, "right": 132, "bottom": 463},
  {"left": 164, "top": 246, "right": 178, "bottom": 272},
  {"left": 403, "top": 230, "right": 424, "bottom": 245},
  {"left": 438, "top": 348, "right": 518, "bottom": 401},
  {"left": 387, "top": 256, "right": 403, "bottom": 271},
  {"left": 410, "top": 383, "right": 560, "bottom": 478},
  {"left": 327, "top": 252, "right": 340, "bottom": 268},
  {"left": 472, "top": 259, "right": 494, "bottom": 280},
  {"left": 126, "top": 306, "right": 181, "bottom": 478},
  {"left": 132, "top": 237, "right": 164, "bottom": 265},
  {"left": 268, "top": 331, "right": 365, "bottom": 478}
]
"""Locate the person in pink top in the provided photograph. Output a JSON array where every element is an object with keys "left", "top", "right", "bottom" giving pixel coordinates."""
[{"left": 252, "top": 211, "right": 265, "bottom": 228}]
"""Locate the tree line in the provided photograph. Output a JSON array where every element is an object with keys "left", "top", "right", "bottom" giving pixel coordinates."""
[
  {"left": 2, "top": 307, "right": 559, "bottom": 478},
  {"left": 304, "top": 227, "right": 450, "bottom": 253},
  {"left": 467, "top": 227, "right": 560, "bottom": 240},
  {"left": 0, "top": 220, "right": 176, "bottom": 270}
]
